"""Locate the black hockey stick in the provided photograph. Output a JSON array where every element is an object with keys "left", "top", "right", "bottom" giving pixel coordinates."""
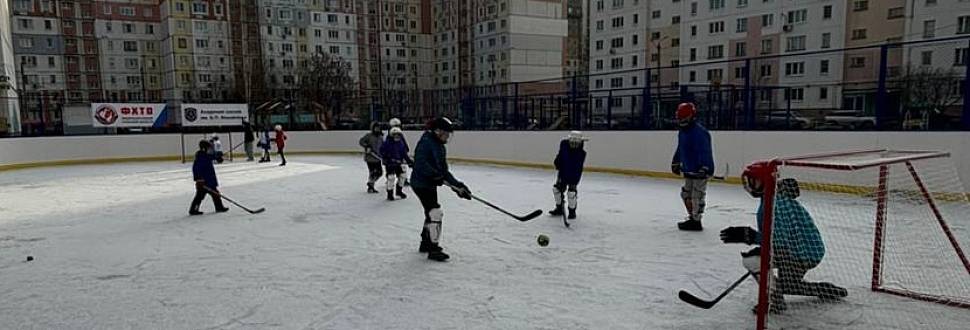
[
  {"left": 679, "top": 272, "right": 751, "bottom": 309},
  {"left": 202, "top": 186, "right": 266, "bottom": 214},
  {"left": 445, "top": 183, "right": 542, "bottom": 222}
]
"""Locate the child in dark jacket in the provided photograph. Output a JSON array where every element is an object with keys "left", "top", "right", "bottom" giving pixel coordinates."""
[
  {"left": 190, "top": 140, "right": 228, "bottom": 215},
  {"left": 671, "top": 102, "right": 714, "bottom": 231},
  {"left": 359, "top": 121, "right": 384, "bottom": 193},
  {"left": 550, "top": 131, "right": 588, "bottom": 219},
  {"left": 380, "top": 127, "right": 414, "bottom": 201}
]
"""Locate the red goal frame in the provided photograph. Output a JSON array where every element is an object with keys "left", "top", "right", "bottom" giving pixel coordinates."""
[{"left": 749, "top": 149, "right": 970, "bottom": 330}]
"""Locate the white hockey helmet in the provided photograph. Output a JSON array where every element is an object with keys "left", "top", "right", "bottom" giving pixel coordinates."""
[
  {"left": 566, "top": 131, "right": 588, "bottom": 143},
  {"left": 389, "top": 118, "right": 402, "bottom": 127},
  {"left": 389, "top": 127, "right": 403, "bottom": 136},
  {"left": 210, "top": 133, "right": 219, "bottom": 140},
  {"left": 274, "top": 124, "right": 282, "bottom": 131}
]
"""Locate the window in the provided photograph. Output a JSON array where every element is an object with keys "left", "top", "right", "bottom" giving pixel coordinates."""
[
  {"left": 735, "top": 42, "right": 747, "bottom": 57},
  {"left": 853, "top": 0, "right": 868, "bottom": 11},
  {"left": 689, "top": 71, "right": 697, "bottom": 82},
  {"left": 328, "top": 14, "right": 338, "bottom": 23},
  {"left": 761, "top": 39, "right": 773, "bottom": 54},
  {"left": 760, "top": 64, "right": 772, "bottom": 78},
  {"left": 736, "top": 18, "right": 747, "bottom": 33},
  {"left": 652, "top": 10, "right": 661, "bottom": 19},
  {"left": 329, "top": 31, "right": 339, "bottom": 38},
  {"left": 709, "top": 21, "right": 725, "bottom": 34},
  {"left": 820, "top": 60, "right": 829, "bottom": 74},
  {"left": 123, "top": 41, "right": 138, "bottom": 52},
  {"left": 18, "top": 38, "right": 33, "bottom": 48},
  {"left": 120, "top": 6, "right": 135, "bottom": 16},
  {"left": 708, "top": 45, "right": 724, "bottom": 59},
  {"left": 596, "top": 20, "right": 604, "bottom": 31},
  {"left": 850, "top": 56, "right": 866, "bottom": 68},
  {"left": 823, "top": 5, "right": 833, "bottom": 19},
  {"left": 734, "top": 67, "right": 746, "bottom": 79},
  {"left": 48, "top": 56, "right": 55, "bottom": 68},
  {"left": 610, "top": 37, "right": 624, "bottom": 48},
  {"left": 192, "top": 2, "right": 208, "bottom": 14},
  {"left": 44, "top": 20, "right": 52, "bottom": 30},
  {"left": 738, "top": 0, "right": 748, "bottom": 7},
  {"left": 784, "top": 62, "right": 805, "bottom": 76},
  {"left": 611, "top": 57, "right": 624, "bottom": 69},
  {"left": 690, "top": 48, "right": 697, "bottom": 61},
  {"left": 822, "top": 33, "right": 831, "bottom": 49},
  {"left": 786, "top": 9, "right": 807, "bottom": 24},
  {"left": 710, "top": 0, "right": 725, "bottom": 10},
  {"left": 652, "top": 32, "right": 660, "bottom": 40},
  {"left": 672, "top": 16, "right": 681, "bottom": 24},
  {"left": 195, "top": 39, "right": 208, "bottom": 49},
  {"left": 632, "top": 55, "right": 638, "bottom": 66},
  {"left": 852, "top": 29, "right": 867, "bottom": 40},
  {"left": 819, "top": 87, "right": 828, "bottom": 100},
  {"left": 690, "top": 2, "right": 697, "bottom": 16},
  {"left": 707, "top": 69, "right": 723, "bottom": 82},
  {"left": 146, "top": 24, "right": 154, "bottom": 34},
  {"left": 761, "top": 14, "right": 773, "bottom": 27},
  {"left": 633, "top": 35, "right": 639, "bottom": 45},
  {"left": 955, "top": 48, "right": 968, "bottom": 66},
  {"left": 785, "top": 88, "right": 804, "bottom": 102},
  {"left": 596, "top": 40, "right": 604, "bottom": 50},
  {"left": 921, "top": 51, "right": 933, "bottom": 65},
  {"left": 923, "top": 20, "right": 936, "bottom": 38},
  {"left": 612, "top": 17, "right": 624, "bottom": 29},
  {"left": 691, "top": 25, "right": 697, "bottom": 36},
  {"left": 959, "top": 16, "right": 970, "bottom": 35},
  {"left": 610, "top": 77, "right": 623, "bottom": 88},
  {"left": 888, "top": 7, "right": 904, "bottom": 19},
  {"left": 178, "top": 38, "right": 187, "bottom": 49},
  {"left": 104, "top": 3, "right": 112, "bottom": 14},
  {"left": 786, "top": 36, "right": 806, "bottom": 52}
]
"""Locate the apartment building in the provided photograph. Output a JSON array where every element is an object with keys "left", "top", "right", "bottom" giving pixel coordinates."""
[
  {"left": 227, "top": 0, "right": 264, "bottom": 103},
  {"left": 904, "top": 0, "right": 970, "bottom": 73},
  {"left": 841, "top": 0, "right": 906, "bottom": 114},
  {"left": 588, "top": 0, "right": 649, "bottom": 98},
  {"left": 96, "top": 0, "right": 164, "bottom": 102},
  {"left": 160, "top": 0, "right": 233, "bottom": 103},
  {"left": 10, "top": 0, "right": 65, "bottom": 133},
  {"left": 681, "top": 0, "right": 846, "bottom": 112}
]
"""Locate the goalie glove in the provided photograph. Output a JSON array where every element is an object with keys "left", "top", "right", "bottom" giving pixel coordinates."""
[
  {"left": 720, "top": 226, "right": 759, "bottom": 245},
  {"left": 741, "top": 247, "right": 762, "bottom": 275}
]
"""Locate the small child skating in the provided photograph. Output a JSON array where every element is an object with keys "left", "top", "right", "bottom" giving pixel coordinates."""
[
  {"left": 257, "top": 128, "right": 272, "bottom": 163},
  {"left": 190, "top": 140, "right": 228, "bottom": 215},
  {"left": 671, "top": 102, "right": 714, "bottom": 231},
  {"left": 411, "top": 117, "right": 471, "bottom": 261},
  {"left": 549, "top": 131, "right": 587, "bottom": 220},
  {"left": 209, "top": 134, "right": 224, "bottom": 164},
  {"left": 388, "top": 118, "right": 411, "bottom": 186},
  {"left": 274, "top": 124, "right": 287, "bottom": 166},
  {"left": 380, "top": 127, "right": 414, "bottom": 201},
  {"left": 359, "top": 122, "right": 384, "bottom": 193}
]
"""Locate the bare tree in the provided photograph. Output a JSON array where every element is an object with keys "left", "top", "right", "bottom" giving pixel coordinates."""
[
  {"left": 298, "top": 52, "right": 356, "bottom": 129},
  {"left": 898, "top": 66, "right": 963, "bottom": 129}
]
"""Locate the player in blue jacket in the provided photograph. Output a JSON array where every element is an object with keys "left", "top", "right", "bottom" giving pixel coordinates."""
[
  {"left": 410, "top": 117, "right": 471, "bottom": 262},
  {"left": 720, "top": 165, "right": 847, "bottom": 312},
  {"left": 380, "top": 127, "right": 414, "bottom": 201},
  {"left": 550, "top": 131, "right": 587, "bottom": 220},
  {"left": 189, "top": 140, "right": 228, "bottom": 215},
  {"left": 671, "top": 102, "right": 715, "bottom": 231}
]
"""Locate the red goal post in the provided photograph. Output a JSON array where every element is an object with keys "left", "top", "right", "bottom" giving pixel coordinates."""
[{"left": 747, "top": 149, "right": 970, "bottom": 330}]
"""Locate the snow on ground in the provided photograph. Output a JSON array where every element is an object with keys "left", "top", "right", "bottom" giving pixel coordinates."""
[{"left": 0, "top": 155, "right": 967, "bottom": 329}]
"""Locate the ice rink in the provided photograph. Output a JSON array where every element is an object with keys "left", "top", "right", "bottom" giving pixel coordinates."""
[{"left": 1, "top": 155, "right": 968, "bottom": 329}]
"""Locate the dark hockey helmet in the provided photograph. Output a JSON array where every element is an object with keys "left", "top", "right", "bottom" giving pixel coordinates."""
[
  {"left": 198, "top": 139, "right": 213, "bottom": 150},
  {"left": 427, "top": 117, "right": 455, "bottom": 132},
  {"left": 777, "top": 178, "right": 801, "bottom": 199}
]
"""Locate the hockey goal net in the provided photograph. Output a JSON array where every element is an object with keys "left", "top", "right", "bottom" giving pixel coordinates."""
[{"left": 750, "top": 150, "right": 970, "bottom": 330}]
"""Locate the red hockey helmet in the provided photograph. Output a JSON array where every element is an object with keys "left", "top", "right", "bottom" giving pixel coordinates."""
[
  {"left": 742, "top": 161, "right": 775, "bottom": 198},
  {"left": 675, "top": 102, "right": 697, "bottom": 121}
]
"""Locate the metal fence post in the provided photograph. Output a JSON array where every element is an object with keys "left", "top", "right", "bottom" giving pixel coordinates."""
[
  {"left": 607, "top": 90, "right": 613, "bottom": 130},
  {"left": 744, "top": 59, "right": 753, "bottom": 130},
  {"left": 963, "top": 39, "right": 970, "bottom": 130},
  {"left": 643, "top": 68, "right": 652, "bottom": 130},
  {"left": 876, "top": 44, "right": 889, "bottom": 130}
]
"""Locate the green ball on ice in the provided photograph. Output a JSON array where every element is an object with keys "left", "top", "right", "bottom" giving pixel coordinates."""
[{"left": 537, "top": 234, "right": 550, "bottom": 247}]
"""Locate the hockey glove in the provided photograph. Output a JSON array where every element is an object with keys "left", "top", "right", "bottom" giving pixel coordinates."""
[
  {"left": 741, "top": 247, "right": 762, "bottom": 275},
  {"left": 720, "top": 226, "right": 759, "bottom": 245},
  {"left": 452, "top": 182, "right": 472, "bottom": 200},
  {"left": 671, "top": 163, "right": 682, "bottom": 176}
]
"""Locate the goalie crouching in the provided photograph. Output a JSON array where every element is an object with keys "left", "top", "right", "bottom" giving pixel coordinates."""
[{"left": 720, "top": 163, "right": 848, "bottom": 313}]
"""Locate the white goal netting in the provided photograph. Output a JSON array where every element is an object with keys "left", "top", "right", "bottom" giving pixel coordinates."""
[{"left": 758, "top": 150, "right": 970, "bottom": 330}]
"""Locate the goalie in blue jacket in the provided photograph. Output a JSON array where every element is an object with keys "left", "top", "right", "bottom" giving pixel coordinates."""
[
  {"left": 550, "top": 131, "right": 587, "bottom": 220},
  {"left": 720, "top": 165, "right": 847, "bottom": 312}
]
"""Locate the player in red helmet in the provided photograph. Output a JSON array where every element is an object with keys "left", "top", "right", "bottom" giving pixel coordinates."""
[{"left": 671, "top": 102, "right": 715, "bottom": 231}]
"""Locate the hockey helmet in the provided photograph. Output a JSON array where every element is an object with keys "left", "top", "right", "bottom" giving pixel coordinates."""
[{"left": 389, "top": 118, "right": 402, "bottom": 127}]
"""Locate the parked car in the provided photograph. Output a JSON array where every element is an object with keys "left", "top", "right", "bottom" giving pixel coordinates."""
[
  {"left": 757, "top": 111, "right": 814, "bottom": 129},
  {"left": 821, "top": 110, "right": 876, "bottom": 130}
]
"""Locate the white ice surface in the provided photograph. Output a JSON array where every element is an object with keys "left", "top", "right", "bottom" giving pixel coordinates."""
[{"left": 1, "top": 156, "right": 967, "bottom": 329}]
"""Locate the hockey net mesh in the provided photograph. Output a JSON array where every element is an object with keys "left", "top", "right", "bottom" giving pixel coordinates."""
[{"left": 762, "top": 153, "right": 970, "bottom": 329}]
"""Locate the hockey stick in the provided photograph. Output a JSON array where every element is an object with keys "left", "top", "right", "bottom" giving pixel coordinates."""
[
  {"left": 202, "top": 186, "right": 266, "bottom": 214},
  {"left": 679, "top": 272, "right": 751, "bottom": 309},
  {"left": 444, "top": 183, "right": 542, "bottom": 222}
]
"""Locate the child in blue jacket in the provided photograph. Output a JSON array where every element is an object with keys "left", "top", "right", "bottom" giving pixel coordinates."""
[
  {"left": 671, "top": 102, "right": 714, "bottom": 231},
  {"left": 550, "top": 131, "right": 587, "bottom": 219},
  {"left": 190, "top": 140, "right": 228, "bottom": 215},
  {"left": 380, "top": 127, "right": 414, "bottom": 201}
]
